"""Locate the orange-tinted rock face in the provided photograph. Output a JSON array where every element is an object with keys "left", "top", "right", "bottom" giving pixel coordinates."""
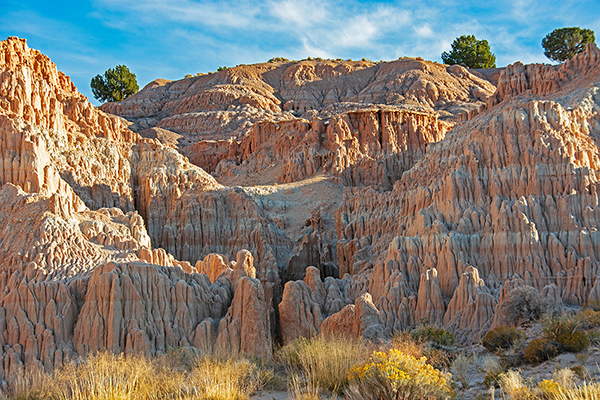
[
  {"left": 336, "top": 44, "right": 600, "bottom": 342},
  {"left": 0, "top": 37, "right": 286, "bottom": 382},
  {"left": 2, "top": 35, "right": 600, "bottom": 384},
  {"left": 103, "top": 55, "right": 493, "bottom": 189}
]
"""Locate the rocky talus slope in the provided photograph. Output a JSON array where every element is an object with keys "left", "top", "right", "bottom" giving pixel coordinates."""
[{"left": 1, "top": 35, "right": 600, "bottom": 386}]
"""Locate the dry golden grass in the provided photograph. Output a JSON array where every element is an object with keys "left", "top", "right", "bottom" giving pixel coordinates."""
[
  {"left": 501, "top": 369, "right": 600, "bottom": 400},
  {"left": 287, "top": 372, "right": 321, "bottom": 400},
  {"left": 452, "top": 354, "right": 473, "bottom": 389},
  {"left": 499, "top": 370, "right": 533, "bottom": 400},
  {"left": 554, "top": 383, "right": 600, "bottom": 400},
  {"left": 391, "top": 332, "right": 425, "bottom": 359},
  {"left": 276, "top": 335, "right": 371, "bottom": 395},
  {"left": 187, "top": 356, "right": 260, "bottom": 400},
  {"left": 5, "top": 351, "right": 266, "bottom": 400}
]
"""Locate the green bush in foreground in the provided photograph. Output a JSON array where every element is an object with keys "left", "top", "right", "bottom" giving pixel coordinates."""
[
  {"left": 410, "top": 324, "right": 455, "bottom": 347},
  {"left": 524, "top": 338, "right": 559, "bottom": 365},
  {"left": 482, "top": 326, "right": 525, "bottom": 352}
]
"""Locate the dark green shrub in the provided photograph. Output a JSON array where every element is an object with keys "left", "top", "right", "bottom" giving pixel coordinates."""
[
  {"left": 571, "top": 365, "right": 586, "bottom": 379},
  {"left": 90, "top": 65, "right": 139, "bottom": 103},
  {"left": 524, "top": 339, "right": 559, "bottom": 365},
  {"left": 482, "top": 326, "right": 526, "bottom": 352},
  {"left": 410, "top": 324, "right": 455, "bottom": 347},
  {"left": 558, "top": 331, "right": 590, "bottom": 353},
  {"left": 268, "top": 57, "right": 290, "bottom": 63},
  {"left": 499, "top": 353, "right": 526, "bottom": 369},
  {"left": 441, "top": 35, "right": 496, "bottom": 68},
  {"left": 542, "top": 27, "right": 595, "bottom": 62},
  {"left": 542, "top": 315, "right": 579, "bottom": 342}
]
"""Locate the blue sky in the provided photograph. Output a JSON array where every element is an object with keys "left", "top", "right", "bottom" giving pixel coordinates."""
[{"left": 2, "top": 0, "right": 599, "bottom": 104}]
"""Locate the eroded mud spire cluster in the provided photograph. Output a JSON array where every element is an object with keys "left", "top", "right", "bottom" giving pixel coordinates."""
[{"left": 1, "top": 36, "right": 600, "bottom": 387}]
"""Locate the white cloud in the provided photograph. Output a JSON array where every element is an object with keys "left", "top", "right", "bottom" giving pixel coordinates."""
[
  {"left": 93, "top": 0, "right": 265, "bottom": 29},
  {"left": 269, "top": 0, "right": 329, "bottom": 28},
  {"left": 330, "top": 15, "right": 378, "bottom": 48},
  {"left": 415, "top": 24, "right": 434, "bottom": 38}
]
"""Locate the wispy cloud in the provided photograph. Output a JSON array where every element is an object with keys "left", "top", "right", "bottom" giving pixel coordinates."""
[
  {"left": 88, "top": 0, "right": 599, "bottom": 65},
  {"left": 415, "top": 24, "right": 434, "bottom": 38},
  {"left": 93, "top": 0, "right": 265, "bottom": 28},
  {"left": 270, "top": 0, "right": 329, "bottom": 28},
  {"left": 2, "top": 0, "right": 599, "bottom": 105}
]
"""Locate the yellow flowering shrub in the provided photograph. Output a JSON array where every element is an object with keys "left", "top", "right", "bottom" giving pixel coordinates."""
[
  {"left": 538, "top": 379, "right": 562, "bottom": 399},
  {"left": 347, "top": 349, "right": 453, "bottom": 400}
]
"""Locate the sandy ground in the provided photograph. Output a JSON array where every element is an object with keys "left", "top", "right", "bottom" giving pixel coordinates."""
[
  {"left": 251, "top": 390, "right": 341, "bottom": 400},
  {"left": 251, "top": 390, "right": 289, "bottom": 400}
]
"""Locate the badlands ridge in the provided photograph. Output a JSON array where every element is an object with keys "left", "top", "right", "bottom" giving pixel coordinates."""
[{"left": 1, "top": 36, "right": 600, "bottom": 384}]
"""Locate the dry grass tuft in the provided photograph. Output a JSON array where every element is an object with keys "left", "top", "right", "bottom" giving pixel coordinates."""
[
  {"left": 499, "top": 369, "right": 532, "bottom": 400},
  {"left": 287, "top": 372, "right": 321, "bottom": 400},
  {"left": 452, "top": 354, "right": 473, "bottom": 389},
  {"left": 276, "top": 335, "right": 370, "bottom": 395},
  {"left": 187, "top": 356, "right": 260, "bottom": 400},
  {"left": 391, "top": 332, "right": 425, "bottom": 359},
  {"left": 4, "top": 351, "right": 266, "bottom": 400},
  {"left": 501, "top": 369, "right": 600, "bottom": 400}
]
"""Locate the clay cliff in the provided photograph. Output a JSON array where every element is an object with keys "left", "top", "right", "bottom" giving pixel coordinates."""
[
  {"left": 1, "top": 35, "right": 600, "bottom": 386},
  {"left": 101, "top": 56, "right": 493, "bottom": 189},
  {"left": 335, "top": 43, "right": 600, "bottom": 342},
  {"left": 0, "top": 37, "right": 287, "bottom": 384}
]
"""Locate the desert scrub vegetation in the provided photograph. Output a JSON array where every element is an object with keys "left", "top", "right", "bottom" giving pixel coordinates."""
[
  {"left": 523, "top": 315, "right": 589, "bottom": 365},
  {"left": 276, "top": 335, "right": 371, "bottom": 396},
  {"left": 268, "top": 57, "right": 290, "bottom": 63},
  {"left": 542, "top": 315, "right": 590, "bottom": 353},
  {"left": 482, "top": 326, "right": 526, "bottom": 352},
  {"left": 485, "top": 302, "right": 596, "bottom": 366},
  {"left": 393, "top": 328, "right": 455, "bottom": 370},
  {"left": 499, "top": 369, "right": 533, "bottom": 400},
  {"left": 499, "top": 368, "right": 600, "bottom": 400},
  {"left": 409, "top": 324, "right": 455, "bottom": 347},
  {"left": 5, "top": 350, "right": 267, "bottom": 400},
  {"left": 451, "top": 354, "right": 474, "bottom": 389},
  {"left": 480, "top": 356, "right": 503, "bottom": 389},
  {"left": 501, "top": 286, "right": 549, "bottom": 326},
  {"left": 524, "top": 338, "right": 560, "bottom": 365},
  {"left": 346, "top": 349, "right": 454, "bottom": 400}
]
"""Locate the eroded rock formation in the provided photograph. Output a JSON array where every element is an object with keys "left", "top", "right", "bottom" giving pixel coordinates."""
[{"left": 2, "top": 35, "right": 600, "bottom": 386}]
